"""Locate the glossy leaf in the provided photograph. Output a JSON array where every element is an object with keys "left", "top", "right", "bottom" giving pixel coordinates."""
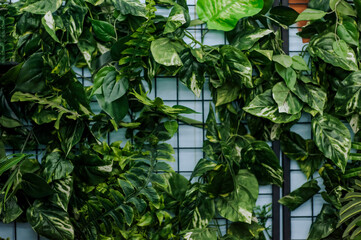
[
  {"left": 58, "top": 121, "right": 85, "bottom": 156},
  {"left": 292, "top": 55, "right": 310, "bottom": 71},
  {"left": 330, "top": 0, "right": 356, "bottom": 17},
  {"left": 96, "top": 94, "right": 128, "bottom": 123},
  {"left": 291, "top": 81, "right": 327, "bottom": 114},
  {"left": 337, "top": 16, "right": 359, "bottom": 47},
  {"left": 164, "top": 4, "right": 189, "bottom": 34},
  {"left": 273, "top": 55, "right": 292, "bottom": 68},
  {"left": 179, "top": 49, "right": 205, "bottom": 97},
  {"left": 196, "top": 0, "right": 264, "bottom": 31},
  {"left": 0, "top": 153, "right": 28, "bottom": 176},
  {"left": 308, "top": 33, "right": 358, "bottom": 71},
  {"left": 151, "top": 38, "right": 183, "bottom": 66},
  {"left": 227, "top": 221, "right": 265, "bottom": 240},
  {"left": 281, "top": 131, "right": 324, "bottom": 179},
  {"left": 269, "top": 6, "right": 299, "bottom": 26},
  {"left": 312, "top": 114, "right": 351, "bottom": 172},
  {"left": 221, "top": 45, "right": 253, "bottom": 88},
  {"left": 21, "top": 173, "right": 55, "bottom": 198},
  {"left": 231, "top": 29, "right": 273, "bottom": 51},
  {"left": 241, "top": 141, "right": 283, "bottom": 187},
  {"left": 279, "top": 179, "right": 321, "bottom": 210},
  {"left": 102, "top": 71, "right": 129, "bottom": 102},
  {"left": 90, "top": 19, "right": 116, "bottom": 42},
  {"left": 112, "top": 0, "right": 146, "bottom": 17},
  {"left": 216, "top": 170, "right": 258, "bottom": 223},
  {"left": 275, "top": 63, "right": 297, "bottom": 90},
  {"left": 308, "top": 204, "right": 338, "bottom": 240},
  {"left": 27, "top": 201, "right": 74, "bottom": 240},
  {"left": 243, "top": 89, "right": 301, "bottom": 124},
  {"left": 335, "top": 71, "right": 361, "bottom": 116},
  {"left": 42, "top": 12, "right": 60, "bottom": 43},
  {"left": 183, "top": 228, "right": 217, "bottom": 240},
  {"left": 42, "top": 151, "right": 74, "bottom": 182},
  {"left": 296, "top": 8, "right": 327, "bottom": 21},
  {"left": 272, "top": 81, "right": 303, "bottom": 114},
  {"left": 22, "top": 0, "right": 62, "bottom": 15},
  {"left": 215, "top": 82, "right": 241, "bottom": 107}
]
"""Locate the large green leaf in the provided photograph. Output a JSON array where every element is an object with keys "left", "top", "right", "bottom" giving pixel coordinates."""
[
  {"left": 21, "top": 173, "right": 55, "bottom": 198},
  {"left": 296, "top": 8, "right": 327, "bottom": 21},
  {"left": 96, "top": 93, "right": 129, "bottom": 123},
  {"left": 231, "top": 29, "right": 273, "bottom": 51},
  {"left": 215, "top": 82, "right": 241, "bottom": 107},
  {"left": 291, "top": 81, "right": 327, "bottom": 114},
  {"left": 227, "top": 221, "right": 265, "bottom": 240},
  {"left": 22, "top": 0, "right": 62, "bottom": 14},
  {"left": 221, "top": 45, "right": 253, "bottom": 88},
  {"left": 182, "top": 228, "right": 218, "bottom": 240},
  {"left": 27, "top": 201, "right": 74, "bottom": 240},
  {"left": 196, "top": 0, "right": 264, "bottom": 31},
  {"left": 0, "top": 153, "right": 28, "bottom": 176},
  {"left": 179, "top": 49, "right": 205, "bottom": 97},
  {"left": 42, "top": 151, "right": 74, "bottom": 183},
  {"left": 63, "top": 0, "right": 88, "bottom": 44},
  {"left": 272, "top": 81, "right": 303, "bottom": 114},
  {"left": 330, "top": 0, "right": 356, "bottom": 17},
  {"left": 58, "top": 120, "right": 85, "bottom": 156},
  {"left": 241, "top": 141, "right": 283, "bottom": 187},
  {"left": 42, "top": 12, "right": 60, "bottom": 43},
  {"left": 275, "top": 63, "right": 297, "bottom": 90},
  {"left": 112, "top": 0, "right": 146, "bottom": 17},
  {"left": 308, "top": 33, "right": 358, "bottom": 71},
  {"left": 335, "top": 71, "right": 361, "bottom": 116},
  {"left": 243, "top": 89, "right": 301, "bottom": 124},
  {"left": 90, "top": 19, "right": 116, "bottom": 42},
  {"left": 279, "top": 179, "right": 321, "bottom": 210},
  {"left": 308, "top": 204, "right": 338, "bottom": 240},
  {"left": 312, "top": 114, "right": 351, "bottom": 172},
  {"left": 216, "top": 170, "right": 258, "bottom": 223},
  {"left": 280, "top": 131, "right": 324, "bottom": 179},
  {"left": 15, "top": 53, "right": 46, "bottom": 94},
  {"left": 102, "top": 71, "right": 129, "bottom": 102},
  {"left": 0, "top": 195, "right": 23, "bottom": 224},
  {"left": 337, "top": 16, "right": 359, "bottom": 46},
  {"left": 164, "top": 4, "right": 190, "bottom": 34},
  {"left": 151, "top": 38, "right": 183, "bottom": 66}
]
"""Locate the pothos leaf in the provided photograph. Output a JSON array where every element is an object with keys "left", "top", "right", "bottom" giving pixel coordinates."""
[
  {"left": 27, "top": 201, "right": 74, "bottom": 240},
  {"left": 90, "top": 19, "right": 116, "bottom": 42},
  {"left": 112, "top": 0, "right": 146, "bottom": 17},
  {"left": 243, "top": 89, "right": 301, "bottom": 124},
  {"left": 42, "top": 151, "right": 74, "bottom": 183},
  {"left": 164, "top": 4, "right": 190, "bottom": 34},
  {"left": 179, "top": 49, "right": 205, "bottom": 97},
  {"left": 182, "top": 228, "right": 218, "bottom": 240},
  {"left": 308, "top": 204, "right": 338, "bottom": 240},
  {"left": 22, "top": 0, "right": 63, "bottom": 15},
  {"left": 196, "top": 0, "right": 264, "bottom": 31},
  {"left": 312, "top": 114, "right": 351, "bottom": 173},
  {"left": 42, "top": 12, "right": 60, "bottom": 43},
  {"left": 272, "top": 81, "right": 303, "bottom": 114},
  {"left": 279, "top": 179, "right": 321, "bottom": 210},
  {"left": 216, "top": 169, "right": 258, "bottom": 223},
  {"left": 151, "top": 38, "right": 183, "bottom": 66}
]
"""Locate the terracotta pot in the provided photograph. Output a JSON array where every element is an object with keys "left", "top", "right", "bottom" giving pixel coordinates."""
[{"left": 289, "top": 0, "right": 309, "bottom": 42}]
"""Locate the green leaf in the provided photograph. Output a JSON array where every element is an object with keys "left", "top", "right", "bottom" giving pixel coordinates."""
[
  {"left": 164, "top": 4, "right": 189, "bottom": 34},
  {"left": 312, "top": 114, "right": 351, "bottom": 172},
  {"left": 241, "top": 141, "right": 283, "bottom": 187},
  {"left": 77, "top": 29, "right": 97, "bottom": 69},
  {"left": 275, "top": 63, "right": 297, "bottom": 90},
  {"left": 58, "top": 120, "right": 85, "bottom": 156},
  {"left": 85, "top": 0, "right": 104, "bottom": 5},
  {"left": 231, "top": 29, "right": 273, "bottom": 51},
  {"left": 102, "top": 71, "right": 129, "bottom": 102},
  {"left": 112, "top": 0, "right": 146, "bottom": 17},
  {"left": 227, "top": 221, "right": 265, "bottom": 240},
  {"left": 179, "top": 49, "right": 205, "bottom": 97},
  {"left": 42, "top": 12, "right": 60, "bottom": 43},
  {"left": 191, "top": 158, "right": 217, "bottom": 180},
  {"left": 335, "top": 71, "right": 361, "bottom": 116},
  {"left": 196, "top": 0, "right": 264, "bottom": 31},
  {"left": 243, "top": 89, "right": 301, "bottom": 124},
  {"left": 308, "top": 204, "right": 338, "bottom": 240},
  {"left": 0, "top": 116, "right": 22, "bottom": 128},
  {"left": 96, "top": 94, "right": 128, "bottom": 123},
  {"left": 27, "top": 201, "right": 74, "bottom": 240},
  {"left": 280, "top": 131, "right": 324, "bottom": 179},
  {"left": 269, "top": 6, "right": 299, "bottom": 26},
  {"left": 119, "top": 204, "right": 134, "bottom": 226},
  {"left": 273, "top": 54, "right": 293, "bottom": 68},
  {"left": 164, "top": 121, "right": 178, "bottom": 137},
  {"left": 63, "top": 0, "right": 88, "bottom": 44},
  {"left": 337, "top": 16, "right": 359, "bottom": 47},
  {"left": 291, "top": 81, "right": 327, "bottom": 114},
  {"left": 15, "top": 53, "right": 46, "bottom": 94},
  {"left": 330, "top": 0, "right": 356, "bottom": 17},
  {"left": 140, "top": 187, "right": 160, "bottom": 209},
  {"left": 182, "top": 228, "right": 218, "bottom": 240},
  {"left": 296, "top": 8, "right": 327, "bottom": 21},
  {"left": 272, "top": 82, "right": 303, "bottom": 114},
  {"left": 221, "top": 45, "right": 253, "bottom": 88},
  {"left": 308, "top": 33, "right": 358, "bottom": 71},
  {"left": 21, "top": 173, "right": 55, "bottom": 198},
  {"left": 49, "top": 176, "right": 73, "bottom": 212},
  {"left": 1, "top": 195, "right": 23, "bottom": 223},
  {"left": 216, "top": 170, "right": 258, "bottom": 223},
  {"left": 90, "top": 19, "right": 116, "bottom": 42},
  {"left": 22, "top": 0, "right": 63, "bottom": 15},
  {"left": 42, "top": 151, "right": 74, "bottom": 183},
  {"left": 292, "top": 55, "right": 310, "bottom": 71},
  {"left": 279, "top": 179, "right": 321, "bottom": 210},
  {"left": 151, "top": 38, "right": 183, "bottom": 66},
  {"left": 215, "top": 82, "right": 241, "bottom": 107}
]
